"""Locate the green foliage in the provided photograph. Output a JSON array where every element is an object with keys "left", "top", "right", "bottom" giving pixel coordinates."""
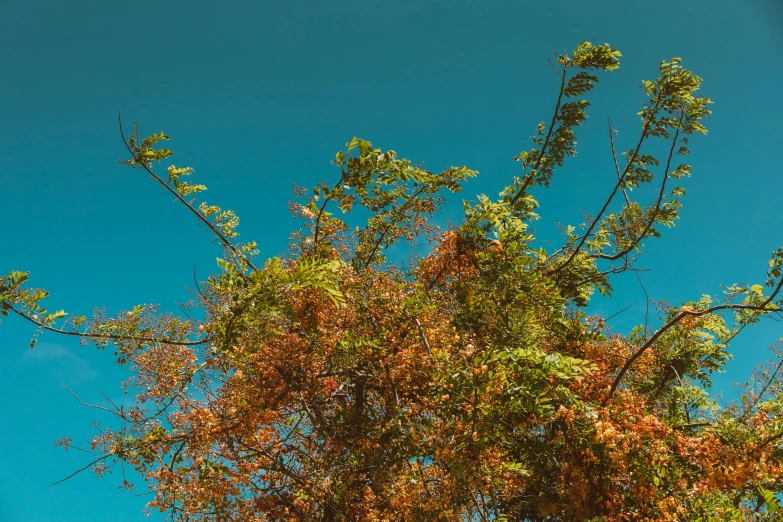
[
  {"left": 120, "top": 122, "right": 250, "bottom": 261},
  {"left": 2, "top": 41, "right": 782, "bottom": 522},
  {"left": 299, "top": 137, "right": 476, "bottom": 266},
  {"left": 508, "top": 42, "right": 621, "bottom": 199}
]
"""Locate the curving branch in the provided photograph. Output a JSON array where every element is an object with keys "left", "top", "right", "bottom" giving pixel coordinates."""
[
  {"left": 62, "top": 383, "right": 128, "bottom": 420},
  {"left": 51, "top": 454, "right": 113, "bottom": 486},
  {"left": 414, "top": 317, "right": 432, "bottom": 356},
  {"left": 3, "top": 300, "right": 212, "bottom": 347},
  {"left": 604, "top": 277, "right": 783, "bottom": 404},
  {"left": 576, "top": 256, "right": 646, "bottom": 287},
  {"left": 738, "top": 355, "right": 783, "bottom": 424},
  {"left": 759, "top": 427, "right": 783, "bottom": 449},
  {"left": 312, "top": 173, "right": 349, "bottom": 251}
]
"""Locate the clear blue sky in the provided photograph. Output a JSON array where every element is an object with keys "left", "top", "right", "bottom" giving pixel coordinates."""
[{"left": 1, "top": 1, "right": 781, "bottom": 520}]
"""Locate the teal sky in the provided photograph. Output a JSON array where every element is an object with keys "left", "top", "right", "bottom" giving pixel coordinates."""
[{"left": 1, "top": 1, "right": 781, "bottom": 520}]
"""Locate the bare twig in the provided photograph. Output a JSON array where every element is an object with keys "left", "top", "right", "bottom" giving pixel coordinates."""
[
  {"left": 604, "top": 300, "right": 637, "bottom": 323},
  {"left": 608, "top": 120, "right": 631, "bottom": 205},
  {"left": 51, "top": 454, "right": 112, "bottom": 486},
  {"left": 635, "top": 269, "right": 651, "bottom": 340},
  {"left": 62, "top": 384, "right": 127, "bottom": 420},
  {"left": 739, "top": 356, "right": 783, "bottom": 423}
]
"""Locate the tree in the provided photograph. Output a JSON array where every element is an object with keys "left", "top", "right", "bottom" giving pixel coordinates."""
[{"left": 2, "top": 41, "right": 782, "bottom": 521}]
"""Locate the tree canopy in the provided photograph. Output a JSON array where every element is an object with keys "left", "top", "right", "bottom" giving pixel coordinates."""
[{"left": 3, "top": 41, "right": 783, "bottom": 521}]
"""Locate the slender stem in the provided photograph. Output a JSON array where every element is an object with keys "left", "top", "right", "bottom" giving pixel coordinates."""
[
  {"left": 51, "top": 454, "right": 112, "bottom": 486},
  {"left": 632, "top": 269, "right": 652, "bottom": 340},
  {"left": 360, "top": 184, "right": 430, "bottom": 268},
  {"left": 62, "top": 383, "right": 127, "bottom": 420},
  {"left": 609, "top": 121, "right": 631, "bottom": 205},
  {"left": 674, "top": 422, "right": 711, "bottom": 430},
  {"left": 312, "top": 174, "right": 347, "bottom": 251},
  {"left": 739, "top": 356, "right": 783, "bottom": 423},
  {"left": 509, "top": 65, "right": 568, "bottom": 206},
  {"left": 118, "top": 115, "right": 258, "bottom": 272},
  {"left": 668, "top": 365, "right": 691, "bottom": 423},
  {"left": 759, "top": 427, "right": 783, "bottom": 449}
]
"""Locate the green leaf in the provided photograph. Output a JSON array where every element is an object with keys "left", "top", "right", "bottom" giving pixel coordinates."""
[{"left": 759, "top": 487, "right": 780, "bottom": 513}]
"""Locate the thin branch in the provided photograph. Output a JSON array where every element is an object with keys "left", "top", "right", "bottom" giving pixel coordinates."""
[
  {"left": 739, "top": 356, "right": 783, "bottom": 423},
  {"left": 414, "top": 317, "right": 432, "bottom": 356},
  {"left": 360, "top": 183, "right": 430, "bottom": 268},
  {"left": 635, "top": 269, "right": 651, "bottom": 340},
  {"left": 668, "top": 365, "right": 691, "bottom": 423},
  {"left": 509, "top": 63, "right": 568, "bottom": 206},
  {"left": 674, "top": 422, "right": 711, "bottom": 430},
  {"left": 62, "top": 384, "right": 127, "bottom": 420},
  {"left": 312, "top": 174, "right": 348, "bottom": 251},
  {"left": 469, "top": 487, "right": 492, "bottom": 522},
  {"left": 3, "top": 301, "right": 211, "bottom": 347},
  {"left": 549, "top": 97, "right": 663, "bottom": 275},
  {"left": 192, "top": 265, "right": 216, "bottom": 308},
  {"left": 100, "top": 391, "right": 124, "bottom": 415},
  {"left": 604, "top": 277, "right": 783, "bottom": 404},
  {"left": 51, "top": 454, "right": 112, "bottom": 486},
  {"left": 592, "top": 115, "right": 684, "bottom": 262},
  {"left": 608, "top": 120, "right": 631, "bottom": 205},
  {"left": 604, "top": 300, "right": 637, "bottom": 323},
  {"left": 759, "top": 427, "right": 783, "bottom": 449},
  {"left": 576, "top": 259, "right": 649, "bottom": 287},
  {"left": 118, "top": 114, "right": 258, "bottom": 272}
]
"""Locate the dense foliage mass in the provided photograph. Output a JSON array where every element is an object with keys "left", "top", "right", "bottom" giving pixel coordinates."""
[{"left": 3, "top": 42, "right": 783, "bottom": 521}]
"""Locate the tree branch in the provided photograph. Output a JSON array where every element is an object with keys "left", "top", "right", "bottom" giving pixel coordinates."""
[
  {"left": 51, "top": 454, "right": 113, "bottom": 486},
  {"left": 414, "top": 317, "right": 432, "bottom": 356},
  {"left": 360, "top": 183, "right": 430, "bottom": 268},
  {"left": 604, "top": 277, "right": 783, "bottom": 404},
  {"left": 592, "top": 115, "right": 683, "bottom": 262},
  {"left": 548, "top": 98, "right": 663, "bottom": 276},
  {"left": 509, "top": 65, "right": 567, "bottom": 206},
  {"left": 62, "top": 383, "right": 128, "bottom": 420},
  {"left": 674, "top": 422, "right": 711, "bottom": 430},
  {"left": 608, "top": 120, "right": 631, "bottom": 205},
  {"left": 3, "top": 300, "right": 211, "bottom": 347},
  {"left": 118, "top": 114, "right": 258, "bottom": 272}
]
